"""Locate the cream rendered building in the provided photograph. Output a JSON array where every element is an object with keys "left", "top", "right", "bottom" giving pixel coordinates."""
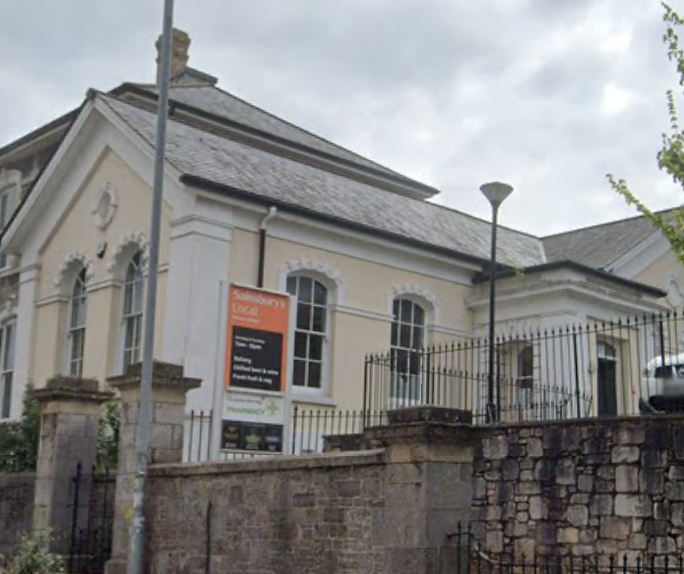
[{"left": 0, "top": 32, "right": 680, "bottom": 455}]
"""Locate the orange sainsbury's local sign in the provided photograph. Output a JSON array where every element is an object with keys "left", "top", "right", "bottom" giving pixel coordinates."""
[{"left": 224, "top": 285, "right": 291, "bottom": 393}]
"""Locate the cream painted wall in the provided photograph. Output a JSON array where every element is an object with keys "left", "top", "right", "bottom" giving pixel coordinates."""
[
  {"left": 226, "top": 229, "right": 475, "bottom": 411},
  {"left": 33, "top": 149, "right": 171, "bottom": 388},
  {"left": 636, "top": 249, "right": 684, "bottom": 311}
]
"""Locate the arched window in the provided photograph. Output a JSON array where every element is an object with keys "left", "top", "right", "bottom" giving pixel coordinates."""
[
  {"left": 286, "top": 275, "right": 328, "bottom": 390},
  {"left": 390, "top": 298, "right": 425, "bottom": 404},
  {"left": 67, "top": 268, "right": 88, "bottom": 377},
  {"left": 121, "top": 251, "right": 144, "bottom": 371}
]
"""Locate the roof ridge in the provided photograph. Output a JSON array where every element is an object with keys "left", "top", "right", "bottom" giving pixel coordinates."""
[
  {"left": 423, "top": 198, "right": 541, "bottom": 240},
  {"left": 100, "top": 94, "right": 545, "bottom": 259},
  {"left": 542, "top": 206, "right": 679, "bottom": 240},
  {"left": 183, "top": 83, "right": 416, "bottom": 184}
]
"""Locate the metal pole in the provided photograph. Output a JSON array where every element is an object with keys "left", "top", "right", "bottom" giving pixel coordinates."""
[
  {"left": 486, "top": 205, "right": 499, "bottom": 423},
  {"left": 126, "top": 1, "right": 174, "bottom": 572}
]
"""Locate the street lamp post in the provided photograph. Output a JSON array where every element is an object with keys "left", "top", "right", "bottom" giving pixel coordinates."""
[{"left": 480, "top": 182, "right": 513, "bottom": 424}]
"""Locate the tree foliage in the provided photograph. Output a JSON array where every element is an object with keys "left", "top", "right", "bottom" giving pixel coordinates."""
[
  {"left": 608, "top": 2, "right": 684, "bottom": 264},
  {"left": 0, "top": 531, "right": 65, "bottom": 574},
  {"left": 0, "top": 393, "right": 39, "bottom": 473}
]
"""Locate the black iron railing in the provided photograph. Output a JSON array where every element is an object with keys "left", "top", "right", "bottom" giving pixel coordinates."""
[
  {"left": 450, "top": 523, "right": 684, "bottom": 574},
  {"left": 364, "top": 312, "right": 684, "bottom": 422},
  {"left": 68, "top": 463, "right": 115, "bottom": 574}
]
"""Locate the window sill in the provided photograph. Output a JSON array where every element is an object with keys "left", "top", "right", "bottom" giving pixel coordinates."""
[
  {"left": 291, "top": 393, "right": 337, "bottom": 408},
  {"left": 0, "top": 266, "right": 17, "bottom": 280}
]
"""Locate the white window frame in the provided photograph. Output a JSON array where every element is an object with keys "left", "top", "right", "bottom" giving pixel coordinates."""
[
  {"left": 286, "top": 274, "right": 331, "bottom": 394},
  {"left": 0, "top": 320, "right": 16, "bottom": 420},
  {"left": 0, "top": 185, "right": 16, "bottom": 269},
  {"left": 390, "top": 298, "right": 426, "bottom": 406},
  {"left": 67, "top": 268, "right": 88, "bottom": 377},
  {"left": 120, "top": 251, "right": 145, "bottom": 374}
]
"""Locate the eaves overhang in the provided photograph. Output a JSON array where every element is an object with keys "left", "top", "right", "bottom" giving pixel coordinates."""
[
  {"left": 181, "top": 173, "right": 499, "bottom": 271},
  {"left": 473, "top": 260, "right": 668, "bottom": 299}
]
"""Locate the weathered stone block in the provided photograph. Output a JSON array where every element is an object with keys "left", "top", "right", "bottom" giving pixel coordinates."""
[
  {"left": 590, "top": 494, "right": 614, "bottom": 516},
  {"left": 600, "top": 517, "right": 631, "bottom": 540},
  {"left": 483, "top": 436, "right": 508, "bottom": 460},
  {"left": 612, "top": 445, "right": 640, "bottom": 464},
  {"left": 502, "top": 459, "right": 519, "bottom": 481},
  {"left": 665, "top": 481, "right": 684, "bottom": 501},
  {"left": 527, "top": 438, "right": 543, "bottom": 458},
  {"left": 556, "top": 459, "right": 576, "bottom": 485},
  {"left": 557, "top": 527, "right": 579, "bottom": 544},
  {"left": 615, "top": 494, "right": 651, "bottom": 517},
  {"left": 616, "top": 465, "right": 639, "bottom": 493},
  {"left": 566, "top": 505, "right": 589, "bottom": 527},
  {"left": 649, "top": 536, "right": 676, "bottom": 554}
]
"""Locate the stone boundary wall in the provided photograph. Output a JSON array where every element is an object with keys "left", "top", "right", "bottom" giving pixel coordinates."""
[
  {"left": 0, "top": 473, "right": 35, "bottom": 558},
  {"left": 145, "top": 443, "right": 472, "bottom": 574},
  {"left": 472, "top": 416, "right": 684, "bottom": 558}
]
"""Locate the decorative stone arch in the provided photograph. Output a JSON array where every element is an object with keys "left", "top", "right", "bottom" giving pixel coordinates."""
[
  {"left": 278, "top": 257, "right": 346, "bottom": 304},
  {"left": 53, "top": 252, "right": 94, "bottom": 296},
  {"left": 387, "top": 283, "right": 440, "bottom": 326},
  {"left": 107, "top": 231, "right": 149, "bottom": 281}
]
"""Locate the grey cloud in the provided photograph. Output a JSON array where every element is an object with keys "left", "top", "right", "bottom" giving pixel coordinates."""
[{"left": 1, "top": 0, "right": 681, "bottom": 237}]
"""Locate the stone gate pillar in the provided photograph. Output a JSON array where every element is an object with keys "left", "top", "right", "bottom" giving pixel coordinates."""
[
  {"left": 32, "top": 376, "right": 114, "bottom": 555},
  {"left": 104, "top": 362, "right": 201, "bottom": 574}
]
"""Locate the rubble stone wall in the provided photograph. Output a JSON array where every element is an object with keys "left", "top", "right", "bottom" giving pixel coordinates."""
[
  {"left": 472, "top": 416, "right": 684, "bottom": 558},
  {"left": 145, "top": 444, "right": 472, "bottom": 574},
  {"left": 0, "top": 473, "right": 35, "bottom": 559}
]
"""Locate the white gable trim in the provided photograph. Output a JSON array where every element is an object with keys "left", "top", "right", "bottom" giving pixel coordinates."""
[
  {"left": 607, "top": 229, "right": 671, "bottom": 279},
  {"left": 4, "top": 95, "right": 189, "bottom": 258}
]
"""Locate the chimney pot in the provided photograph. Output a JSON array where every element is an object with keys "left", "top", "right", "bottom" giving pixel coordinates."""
[{"left": 156, "top": 28, "right": 191, "bottom": 85}]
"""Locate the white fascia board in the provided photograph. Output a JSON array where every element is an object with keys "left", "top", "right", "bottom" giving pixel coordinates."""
[
  {"left": 607, "top": 230, "right": 672, "bottom": 279},
  {"left": 3, "top": 100, "right": 96, "bottom": 250},
  {"left": 191, "top": 188, "right": 480, "bottom": 287},
  {"left": 468, "top": 280, "right": 668, "bottom": 316},
  {"left": 6, "top": 99, "right": 188, "bottom": 258}
]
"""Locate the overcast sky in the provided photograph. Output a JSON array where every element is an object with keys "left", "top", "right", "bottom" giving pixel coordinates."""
[{"left": 1, "top": 0, "right": 682, "bottom": 236}]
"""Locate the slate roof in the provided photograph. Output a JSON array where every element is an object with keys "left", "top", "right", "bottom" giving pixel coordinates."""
[
  {"left": 132, "top": 81, "right": 428, "bottom": 190},
  {"left": 100, "top": 93, "right": 546, "bottom": 269},
  {"left": 542, "top": 210, "right": 675, "bottom": 270}
]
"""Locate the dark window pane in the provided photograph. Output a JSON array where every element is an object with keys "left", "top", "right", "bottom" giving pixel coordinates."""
[
  {"left": 309, "top": 334, "right": 323, "bottom": 361},
  {"left": 391, "top": 322, "right": 398, "bottom": 346},
  {"left": 392, "top": 299, "right": 400, "bottom": 320},
  {"left": 294, "top": 332, "right": 307, "bottom": 358},
  {"left": 400, "top": 299, "right": 412, "bottom": 323},
  {"left": 293, "top": 359, "right": 306, "bottom": 386},
  {"left": 297, "top": 304, "right": 312, "bottom": 331},
  {"left": 298, "top": 277, "right": 313, "bottom": 303},
  {"left": 308, "top": 362, "right": 322, "bottom": 388},
  {"left": 286, "top": 276, "right": 297, "bottom": 296},
  {"left": 413, "top": 304, "right": 425, "bottom": 326},
  {"left": 313, "top": 281, "right": 327, "bottom": 305},
  {"left": 312, "top": 307, "right": 326, "bottom": 333},
  {"left": 400, "top": 325, "right": 411, "bottom": 349},
  {"left": 413, "top": 327, "right": 424, "bottom": 350}
]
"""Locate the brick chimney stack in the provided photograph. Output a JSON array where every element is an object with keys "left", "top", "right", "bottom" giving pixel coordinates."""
[{"left": 156, "top": 28, "right": 191, "bottom": 85}]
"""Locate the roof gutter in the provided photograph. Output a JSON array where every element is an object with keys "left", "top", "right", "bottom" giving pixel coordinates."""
[
  {"left": 473, "top": 260, "right": 668, "bottom": 299},
  {"left": 180, "top": 173, "right": 498, "bottom": 271}
]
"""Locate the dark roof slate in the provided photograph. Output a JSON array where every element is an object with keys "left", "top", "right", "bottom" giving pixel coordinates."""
[
  {"left": 542, "top": 210, "right": 676, "bottom": 270},
  {"left": 101, "top": 94, "right": 546, "bottom": 268},
  {"left": 135, "top": 82, "right": 424, "bottom": 188}
]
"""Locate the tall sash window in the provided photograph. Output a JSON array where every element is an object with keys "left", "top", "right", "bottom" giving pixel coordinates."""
[
  {"left": 68, "top": 268, "right": 88, "bottom": 377},
  {"left": 122, "top": 252, "right": 144, "bottom": 371}
]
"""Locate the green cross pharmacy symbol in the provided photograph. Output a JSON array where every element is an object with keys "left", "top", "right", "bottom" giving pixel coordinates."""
[{"left": 265, "top": 401, "right": 280, "bottom": 417}]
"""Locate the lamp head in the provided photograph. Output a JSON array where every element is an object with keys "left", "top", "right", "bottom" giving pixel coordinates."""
[{"left": 480, "top": 182, "right": 514, "bottom": 209}]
